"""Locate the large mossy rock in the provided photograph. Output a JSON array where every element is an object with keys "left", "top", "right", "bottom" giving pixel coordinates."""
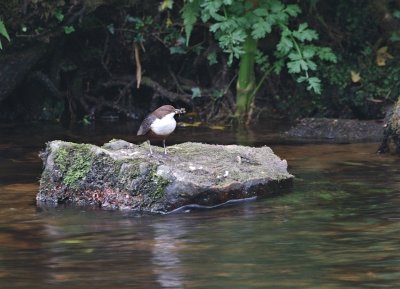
[{"left": 37, "top": 140, "right": 293, "bottom": 213}]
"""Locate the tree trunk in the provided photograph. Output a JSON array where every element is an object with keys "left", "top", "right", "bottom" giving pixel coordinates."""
[{"left": 235, "top": 36, "right": 257, "bottom": 121}]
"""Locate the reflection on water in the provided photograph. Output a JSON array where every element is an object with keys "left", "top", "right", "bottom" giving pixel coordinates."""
[
  {"left": 0, "top": 122, "right": 399, "bottom": 288},
  {"left": 152, "top": 221, "right": 185, "bottom": 289}
]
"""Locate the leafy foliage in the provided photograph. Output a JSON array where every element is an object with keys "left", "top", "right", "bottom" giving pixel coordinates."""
[
  {"left": 240, "top": 0, "right": 400, "bottom": 120},
  {"left": 181, "top": 0, "right": 336, "bottom": 94},
  {"left": 318, "top": 52, "right": 400, "bottom": 119},
  {"left": 123, "top": 15, "right": 155, "bottom": 44},
  {"left": 2, "top": 0, "right": 398, "bottom": 123},
  {"left": 275, "top": 25, "right": 336, "bottom": 93}
]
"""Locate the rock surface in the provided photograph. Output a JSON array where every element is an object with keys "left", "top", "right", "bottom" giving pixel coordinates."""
[
  {"left": 37, "top": 140, "right": 293, "bottom": 213},
  {"left": 0, "top": 45, "right": 47, "bottom": 103},
  {"left": 378, "top": 98, "right": 400, "bottom": 153},
  {"left": 286, "top": 118, "right": 384, "bottom": 142}
]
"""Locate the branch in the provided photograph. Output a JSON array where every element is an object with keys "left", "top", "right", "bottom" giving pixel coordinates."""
[
  {"left": 84, "top": 94, "right": 134, "bottom": 117},
  {"left": 141, "top": 76, "right": 192, "bottom": 104},
  {"left": 101, "top": 75, "right": 192, "bottom": 105}
]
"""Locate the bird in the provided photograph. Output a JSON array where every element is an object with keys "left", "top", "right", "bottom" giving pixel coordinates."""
[{"left": 137, "top": 105, "right": 186, "bottom": 154}]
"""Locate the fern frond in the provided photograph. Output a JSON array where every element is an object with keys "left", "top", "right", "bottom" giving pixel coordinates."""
[{"left": 182, "top": 0, "right": 201, "bottom": 46}]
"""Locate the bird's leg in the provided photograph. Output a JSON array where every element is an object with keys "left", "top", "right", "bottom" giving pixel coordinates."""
[
  {"left": 163, "top": 139, "right": 167, "bottom": 154},
  {"left": 148, "top": 140, "right": 153, "bottom": 155}
]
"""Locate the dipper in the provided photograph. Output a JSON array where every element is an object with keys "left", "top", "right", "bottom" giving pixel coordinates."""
[{"left": 137, "top": 105, "right": 186, "bottom": 154}]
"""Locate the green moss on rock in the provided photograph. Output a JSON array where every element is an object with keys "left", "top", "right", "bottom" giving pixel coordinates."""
[
  {"left": 150, "top": 172, "right": 170, "bottom": 201},
  {"left": 54, "top": 143, "right": 94, "bottom": 189}
]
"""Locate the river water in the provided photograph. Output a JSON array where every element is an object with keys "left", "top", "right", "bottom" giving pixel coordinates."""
[{"left": 0, "top": 122, "right": 399, "bottom": 289}]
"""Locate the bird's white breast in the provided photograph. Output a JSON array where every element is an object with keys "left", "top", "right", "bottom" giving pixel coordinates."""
[{"left": 150, "top": 112, "right": 176, "bottom": 136}]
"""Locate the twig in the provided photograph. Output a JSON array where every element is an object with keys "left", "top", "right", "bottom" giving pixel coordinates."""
[
  {"left": 133, "top": 43, "right": 142, "bottom": 88},
  {"left": 168, "top": 68, "right": 185, "bottom": 94},
  {"left": 101, "top": 33, "right": 111, "bottom": 76}
]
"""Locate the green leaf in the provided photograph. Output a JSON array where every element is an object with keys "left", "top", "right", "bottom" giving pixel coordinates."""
[
  {"left": 243, "top": 1, "right": 253, "bottom": 10},
  {"left": 361, "top": 46, "right": 372, "bottom": 56},
  {"left": 270, "top": 0, "right": 285, "bottom": 13},
  {"left": 306, "top": 59, "right": 317, "bottom": 71},
  {"left": 209, "top": 17, "right": 238, "bottom": 34},
  {"left": 390, "top": 32, "right": 400, "bottom": 42},
  {"left": 273, "top": 59, "right": 285, "bottom": 74},
  {"left": 292, "top": 23, "right": 318, "bottom": 41},
  {"left": 287, "top": 60, "right": 302, "bottom": 73},
  {"left": 302, "top": 46, "right": 316, "bottom": 59},
  {"left": 288, "top": 52, "right": 302, "bottom": 61},
  {"left": 182, "top": 0, "right": 201, "bottom": 45},
  {"left": 192, "top": 44, "right": 204, "bottom": 55},
  {"left": 277, "top": 35, "right": 293, "bottom": 54},
  {"left": 251, "top": 20, "right": 272, "bottom": 39},
  {"left": 212, "top": 89, "right": 224, "bottom": 98},
  {"left": 125, "top": 15, "right": 137, "bottom": 23},
  {"left": 0, "top": 20, "right": 10, "bottom": 42},
  {"left": 393, "top": 10, "right": 400, "bottom": 19},
  {"left": 207, "top": 51, "right": 218, "bottom": 65},
  {"left": 134, "top": 34, "right": 144, "bottom": 43},
  {"left": 63, "top": 26, "right": 75, "bottom": 34},
  {"left": 219, "top": 18, "right": 238, "bottom": 31},
  {"left": 0, "top": 20, "right": 10, "bottom": 50},
  {"left": 299, "top": 59, "right": 308, "bottom": 71},
  {"left": 306, "top": 77, "right": 321, "bottom": 94},
  {"left": 219, "top": 29, "right": 246, "bottom": 48},
  {"left": 107, "top": 24, "right": 115, "bottom": 34},
  {"left": 288, "top": 58, "right": 313, "bottom": 73},
  {"left": 284, "top": 4, "right": 301, "bottom": 17},
  {"left": 316, "top": 47, "right": 337, "bottom": 62},
  {"left": 159, "top": 0, "right": 174, "bottom": 11},
  {"left": 209, "top": 22, "right": 222, "bottom": 33},
  {"left": 255, "top": 50, "right": 270, "bottom": 72},
  {"left": 227, "top": 53, "right": 234, "bottom": 65},
  {"left": 191, "top": 87, "right": 202, "bottom": 98},
  {"left": 83, "top": 115, "right": 92, "bottom": 125},
  {"left": 200, "top": 0, "right": 224, "bottom": 22},
  {"left": 297, "top": 76, "right": 307, "bottom": 83},
  {"left": 54, "top": 9, "right": 64, "bottom": 22},
  {"left": 253, "top": 8, "right": 268, "bottom": 17},
  {"left": 169, "top": 46, "right": 186, "bottom": 54}
]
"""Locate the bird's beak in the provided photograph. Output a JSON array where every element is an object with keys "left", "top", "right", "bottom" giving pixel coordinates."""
[{"left": 175, "top": 108, "right": 186, "bottom": 115}]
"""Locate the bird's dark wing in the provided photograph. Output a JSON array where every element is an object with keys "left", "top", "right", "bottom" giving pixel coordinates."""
[{"left": 137, "top": 114, "right": 157, "bottom": 135}]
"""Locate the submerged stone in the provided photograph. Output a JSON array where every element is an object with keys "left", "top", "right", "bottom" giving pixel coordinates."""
[
  {"left": 37, "top": 140, "right": 293, "bottom": 213},
  {"left": 287, "top": 118, "right": 383, "bottom": 142}
]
